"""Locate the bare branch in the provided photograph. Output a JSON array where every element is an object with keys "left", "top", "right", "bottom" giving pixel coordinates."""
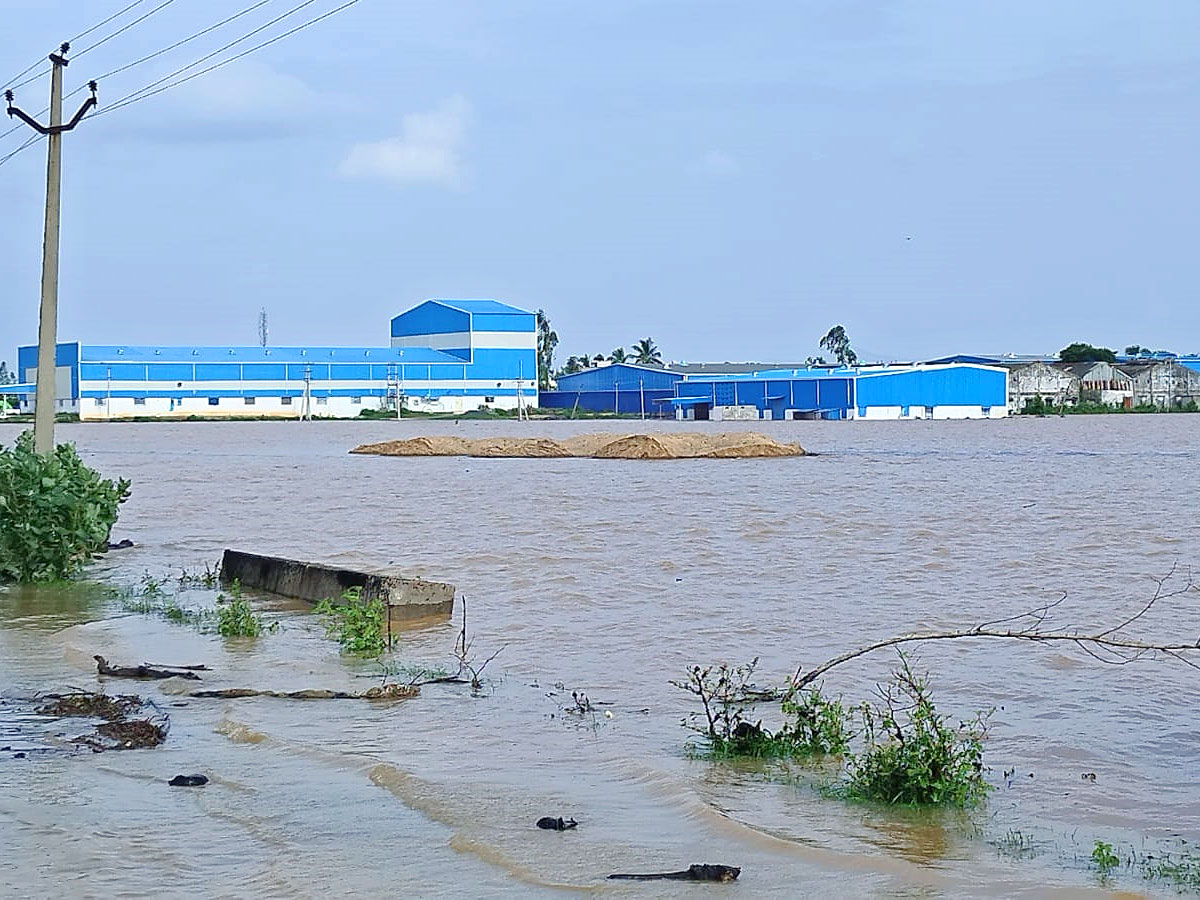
[{"left": 791, "top": 567, "right": 1198, "bottom": 689}]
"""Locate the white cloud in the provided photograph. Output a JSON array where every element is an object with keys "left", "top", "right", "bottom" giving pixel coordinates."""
[
  {"left": 690, "top": 149, "right": 741, "bottom": 178},
  {"left": 101, "top": 61, "right": 351, "bottom": 142},
  {"left": 338, "top": 95, "right": 471, "bottom": 189}
]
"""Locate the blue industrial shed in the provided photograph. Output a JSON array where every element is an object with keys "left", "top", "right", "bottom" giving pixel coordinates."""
[
  {"left": 14, "top": 299, "right": 538, "bottom": 419},
  {"left": 540, "top": 363, "right": 682, "bottom": 415},
  {"left": 544, "top": 363, "right": 1008, "bottom": 420}
]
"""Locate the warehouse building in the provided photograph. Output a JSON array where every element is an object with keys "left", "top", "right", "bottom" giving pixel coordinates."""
[
  {"left": 12, "top": 299, "right": 537, "bottom": 419},
  {"left": 541, "top": 363, "right": 683, "bottom": 415},
  {"left": 672, "top": 364, "right": 1007, "bottom": 420},
  {"left": 546, "top": 361, "right": 1008, "bottom": 420}
]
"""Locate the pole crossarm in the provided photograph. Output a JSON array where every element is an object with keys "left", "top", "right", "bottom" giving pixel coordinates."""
[{"left": 6, "top": 80, "right": 97, "bottom": 135}]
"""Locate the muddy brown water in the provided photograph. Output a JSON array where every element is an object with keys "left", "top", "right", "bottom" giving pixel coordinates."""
[{"left": 1, "top": 416, "right": 1198, "bottom": 897}]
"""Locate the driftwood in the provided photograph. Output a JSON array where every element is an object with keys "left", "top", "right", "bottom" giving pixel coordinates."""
[
  {"left": 190, "top": 684, "right": 418, "bottom": 701},
  {"left": 536, "top": 817, "right": 577, "bottom": 831},
  {"left": 94, "top": 656, "right": 201, "bottom": 681},
  {"left": 608, "top": 865, "right": 741, "bottom": 882},
  {"left": 792, "top": 566, "right": 1199, "bottom": 689}
]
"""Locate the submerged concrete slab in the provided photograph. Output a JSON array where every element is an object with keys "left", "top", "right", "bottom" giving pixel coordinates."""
[{"left": 220, "top": 549, "right": 454, "bottom": 621}]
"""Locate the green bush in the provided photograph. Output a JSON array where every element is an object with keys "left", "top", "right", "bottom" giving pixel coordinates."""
[
  {"left": 779, "top": 681, "right": 851, "bottom": 756},
  {"left": 313, "top": 586, "right": 392, "bottom": 655},
  {"left": 673, "top": 660, "right": 849, "bottom": 760},
  {"left": 215, "top": 581, "right": 264, "bottom": 638},
  {"left": 0, "top": 432, "right": 131, "bottom": 583},
  {"left": 845, "top": 653, "right": 990, "bottom": 807}
]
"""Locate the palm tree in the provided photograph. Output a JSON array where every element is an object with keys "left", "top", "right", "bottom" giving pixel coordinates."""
[
  {"left": 592, "top": 353, "right": 606, "bottom": 366},
  {"left": 819, "top": 325, "right": 858, "bottom": 367},
  {"left": 632, "top": 338, "right": 663, "bottom": 367},
  {"left": 609, "top": 347, "right": 628, "bottom": 363}
]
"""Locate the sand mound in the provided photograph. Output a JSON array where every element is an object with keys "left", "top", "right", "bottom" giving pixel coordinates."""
[{"left": 351, "top": 432, "right": 803, "bottom": 460}]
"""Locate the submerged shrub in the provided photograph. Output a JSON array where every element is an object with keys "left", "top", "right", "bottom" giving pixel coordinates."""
[
  {"left": 845, "top": 653, "right": 990, "bottom": 807},
  {"left": 673, "top": 659, "right": 849, "bottom": 760},
  {"left": 0, "top": 432, "right": 131, "bottom": 583},
  {"left": 314, "top": 586, "right": 392, "bottom": 655},
  {"left": 779, "top": 681, "right": 851, "bottom": 756},
  {"left": 215, "top": 581, "right": 264, "bottom": 638}
]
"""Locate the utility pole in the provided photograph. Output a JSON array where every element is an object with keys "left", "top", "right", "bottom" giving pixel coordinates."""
[
  {"left": 258, "top": 308, "right": 268, "bottom": 348},
  {"left": 6, "top": 43, "right": 98, "bottom": 453}
]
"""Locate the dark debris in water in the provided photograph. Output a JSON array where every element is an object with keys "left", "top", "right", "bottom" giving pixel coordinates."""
[{"left": 37, "top": 692, "right": 142, "bottom": 720}]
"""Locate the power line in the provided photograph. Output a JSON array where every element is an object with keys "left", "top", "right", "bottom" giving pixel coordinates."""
[
  {"left": 84, "top": 0, "right": 277, "bottom": 87},
  {"left": 97, "top": 0, "right": 327, "bottom": 115},
  {"left": 2, "top": 58, "right": 47, "bottom": 93},
  {"left": 6, "top": 67, "right": 52, "bottom": 94},
  {"left": 2, "top": 0, "right": 279, "bottom": 144},
  {"left": 102, "top": 0, "right": 362, "bottom": 117},
  {"left": 69, "top": 0, "right": 150, "bottom": 45},
  {"left": 74, "top": 0, "right": 180, "bottom": 60},
  {"left": 3, "top": 0, "right": 148, "bottom": 91},
  {"left": 0, "top": 133, "right": 43, "bottom": 169}
]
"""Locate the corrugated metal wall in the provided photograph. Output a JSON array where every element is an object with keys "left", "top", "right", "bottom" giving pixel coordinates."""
[
  {"left": 554, "top": 364, "right": 682, "bottom": 393},
  {"left": 854, "top": 366, "right": 1006, "bottom": 409}
]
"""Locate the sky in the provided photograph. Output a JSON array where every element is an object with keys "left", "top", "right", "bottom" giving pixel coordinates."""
[{"left": 2, "top": 0, "right": 1199, "bottom": 367}]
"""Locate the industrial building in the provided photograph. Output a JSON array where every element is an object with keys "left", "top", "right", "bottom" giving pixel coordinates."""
[
  {"left": 547, "top": 362, "right": 1009, "bottom": 420},
  {"left": 8, "top": 299, "right": 537, "bottom": 419},
  {"left": 540, "top": 363, "right": 683, "bottom": 415}
]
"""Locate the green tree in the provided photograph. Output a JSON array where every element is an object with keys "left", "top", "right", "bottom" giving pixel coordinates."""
[
  {"left": 0, "top": 361, "right": 13, "bottom": 385},
  {"left": 820, "top": 325, "right": 858, "bottom": 366},
  {"left": 1059, "top": 342, "right": 1117, "bottom": 364},
  {"left": 632, "top": 338, "right": 663, "bottom": 367},
  {"left": 1124, "top": 345, "right": 1143, "bottom": 357},
  {"left": 609, "top": 347, "right": 628, "bottom": 363},
  {"left": 536, "top": 310, "right": 558, "bottom": 390}
]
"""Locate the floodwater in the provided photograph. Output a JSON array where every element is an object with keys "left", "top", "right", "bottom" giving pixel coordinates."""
[{"left": 1, "top": 415, "right": 1198, "bottom": 898}]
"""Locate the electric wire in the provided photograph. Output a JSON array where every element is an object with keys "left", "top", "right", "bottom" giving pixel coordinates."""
[
  {"left": 74, "top": 0, "right": 180, "bottom": 60},
  {"left": 69, "top": 0, "right": 150, "bottom": 45},
  {"left": 2, "top": 0, "right": 280, "bottom": 144},
  {"left": 101, "top": 0, "right": 362, "bottom": 117},
  {"left": 0, "top": 132, "right": 42, "bottom": 169},
  {"left": 97, "top": 0, "right": 323, "bottom": 114},
  {"left": 1, "top": 58, "right": 47, "bottom": 93},
  {"left": 3, "top": 0, "right": 361, "bottom": 164},
  {"left": 3, "top": 0, "right": 147, "bottom": 92}
]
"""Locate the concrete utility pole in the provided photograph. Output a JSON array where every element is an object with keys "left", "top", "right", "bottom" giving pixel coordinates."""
[{"left": 6, "top": 43, "right": 98, "bottom": 453}]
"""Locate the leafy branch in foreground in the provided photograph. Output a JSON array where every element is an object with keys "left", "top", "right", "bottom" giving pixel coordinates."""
[{"left": 0, "top": 432, "right": 131, "bottom": 583}]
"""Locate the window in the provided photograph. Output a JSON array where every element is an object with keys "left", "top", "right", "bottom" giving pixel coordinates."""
[
  {"left": 900, "top": 406, "right": 910, "bottom": 417},
  {"left": 94, "top": 398, "right": 104, "bottom": 407},
  {"left": 981, "top": 406, "right": 991, "bottom": 417},
  {"left": 924, "top": 406, "right": 934, "bottom": 419},
  {"left": 484, "top": 396, "right": 495, "bottom": 404},
  {"left": 351, "top": 397, "right": 362, "bottom": 405},
  {"left": 281, "top": 396, "right": 293, "bottom": 406},
  {"left": 208, "top": 397, "right": 219, "bottom": 406},
  {"left": 133, "top": 398, "right": 146, "bottom": 406},
  {"left": 316, "top": 397, "right": 328, "bottom": 406},
  {"left": 244, "top": 397, "right": 256, "bottom": 406}
]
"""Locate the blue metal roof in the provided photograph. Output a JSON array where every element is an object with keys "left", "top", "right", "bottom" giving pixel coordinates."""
[
  {"left": 76, "top": 345, "right": 462, "bottom": 364},
  {"left": 428, "top": 299, "right": 532, "bottom": 315},
  {"left": 0, "top": 383, "right": 34, "bottom": 395}
]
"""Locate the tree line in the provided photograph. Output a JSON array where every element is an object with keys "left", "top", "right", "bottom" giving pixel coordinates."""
[{"left": 536, "top": 311, "right": 863, "bottom": 390}]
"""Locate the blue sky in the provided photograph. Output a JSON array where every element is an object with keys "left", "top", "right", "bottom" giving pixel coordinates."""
[{"left": 2, "top": 0, "right": 1198, "bottom": 366}]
